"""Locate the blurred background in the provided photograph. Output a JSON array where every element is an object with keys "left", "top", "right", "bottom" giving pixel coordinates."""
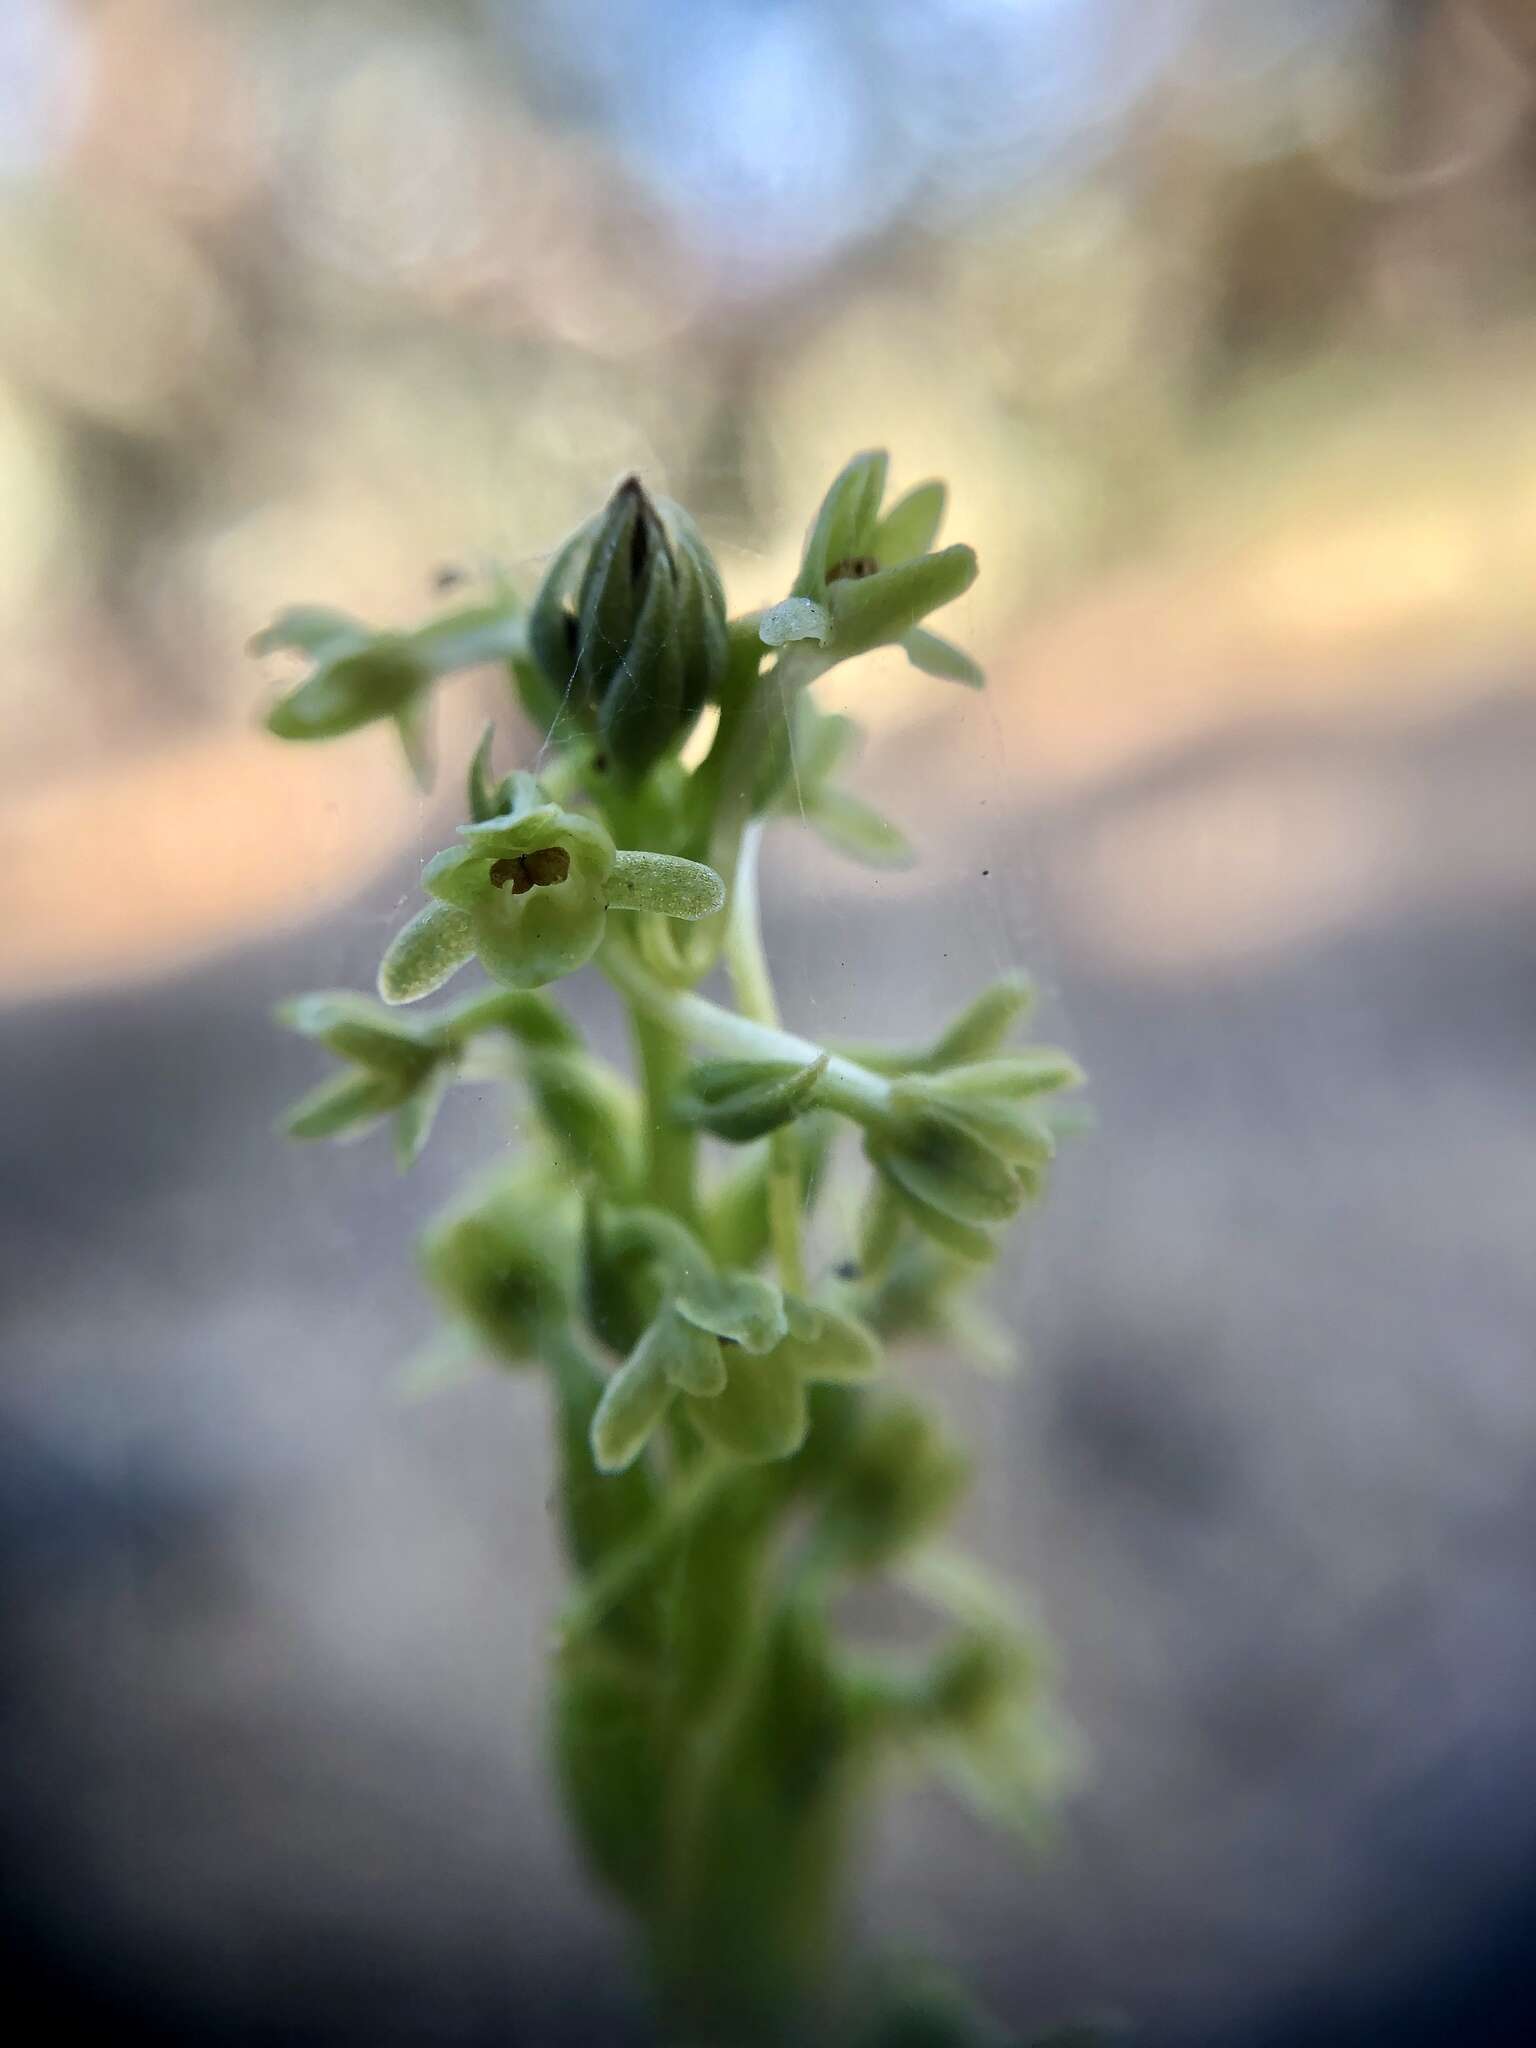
[{"left": 4, "top": 0, "right": 1536, "bottom": 2040}]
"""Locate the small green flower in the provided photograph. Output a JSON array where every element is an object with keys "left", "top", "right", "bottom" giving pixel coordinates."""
[
  {"left": 378, "top": 771, "right": 725, "bottom": 1003},
  {"left": 528, "top": 475, "right": 728, "bottom": 781},
  {"left": 759, "top": 449, "right": 983, "bottom": 679},
  {"left": 277, "top": 991, "right": 449, "bottom": 1169},
  {"left": 255, "top": 597, "right": 526, "bottom": 784},
  {"left": 417, "top": 776, "right": 617, "bottom": 993}
]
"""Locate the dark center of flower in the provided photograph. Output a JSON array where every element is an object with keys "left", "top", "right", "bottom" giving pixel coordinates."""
[
  {"left": 488, "top": 846, "right": 571, "bottom": 895},
  {"left": 826, "top": 555, "right": 879, "bottom": 582}
]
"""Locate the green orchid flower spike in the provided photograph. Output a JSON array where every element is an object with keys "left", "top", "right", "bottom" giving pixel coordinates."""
[{"left": 261, "top": 452, "right": 1086, "bottom": 2048}]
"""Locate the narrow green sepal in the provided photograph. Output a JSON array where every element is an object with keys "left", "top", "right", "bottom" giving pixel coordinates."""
[
  {"left": 807, "top": 788, "right": 914, "bottom": 870},
  {"left": 925, "top": 1050, "right": 1086, "bottom": 1097},
  {"left": 250, "top": 605, "right": 369, "bottom": 660},
  {"left": 871, "top": 479, "right": 946, "bottom": 565},
  {"left": 925, "top": 976, "right": 1036, "bottom": 1066},
  {"left": 265, "top": 639, "right": 426, "bottom": 741},
  {"left": 777, "top": 1299, "right": 882, "bottom": 1384},
  {"left": 590, "top": 1318, "right": 678, "bottom": 1473},
  {"left": 392, "top": 1065, "right": 449, "bottom": 1170},
  {"left": 794, "top": 449, "right": 888, "bottom": 598},
  {"left": 903, "top": 627, "right": 984, "bottom": 689},
  {"left": 277, "top": 992, "right": 437, "bottom": 1081},
  {"left": 825, "top": 544, "right": 978, "bottom": 660},
  {"left": 378, "top": 900, "right": 476, "bottom": 1004},
  {"left": 282, "top": 1069, "right": 401, "bottom": 1141},
  {"left": 674, "top": 1268, "right": 787, "bottom": 1355},
  {"left": 606, "top": 850, "right": 725, "bottom": 921}
]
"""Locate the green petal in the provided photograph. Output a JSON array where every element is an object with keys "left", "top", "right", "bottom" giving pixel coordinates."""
[
  {"left": 674, "top": 1268, "right": 787, "bottom": 1354},
  {"left": 408, "top": 601, "right": 524, "bottom": 673},
  {"left": 825, "top": 545, "right": 977, "bottom": 659},
  {"left": 924, "top": 975, "right": 1035, "bottom": 1067},
  {"left": 873, "top": 479, "right": 946, "bottom": 564},
  {"left": 421, "top": 842, "right": 490, "bottom": 910},
  {"left": 590, "top": 1322, "right": 676, "bottom": 1473},
  {"left": 795, "top": 449, "right": 888, "bottom": 597},
  {"left": 471, "top": 884, "right": 607, "bottom": 991},
  {"left": 378, "top": 901, "right": 476, "bottom": 1004},
  {"left": 393, "top": 1066, "right": 449, "bottom": 1170},
  {"left": 657, "top": 1312, "right": 728, "bottom": 1397},
  {"left": 778, "top": 1301, "right": 882, "bottom": 1384},
  {"left": 685, "top": 1349, "right": 808, "bottom": 1463},
  {"left": 903, "top": 627, "right": 984, "bottom": 689},
  {"left": 277, "top": 991, "right": 437, "bottom": 1080},
  {"left": 606, "top": 850, "right": 725, "bottom": 921},
  {"left": 282, "top": 1069, "right": 401, "bottom": 1141},
  {"left": 265, "top": 641, "right": 425, "bottom": 741},
  {"left": 927, "top": 1050, "right": 1086, "bottom": 1097},
  {"left": 807, "top": 788, "right": 914, "bottom": 870},
  {"left": 250, "top": 605, "right": 370, "bottom": 659}
]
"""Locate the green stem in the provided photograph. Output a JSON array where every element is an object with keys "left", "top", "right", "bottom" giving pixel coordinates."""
[
  {"left": 630, "top": 1001, "right": 700, "bottom": 1227},
  {"left": 725, "top": 821, "right": 806, "bottom": 1293}
]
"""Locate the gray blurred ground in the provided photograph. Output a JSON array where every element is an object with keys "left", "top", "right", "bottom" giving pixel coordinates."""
[{"left": 3, "top": 677, "right": 1536, "bottom": 2044}]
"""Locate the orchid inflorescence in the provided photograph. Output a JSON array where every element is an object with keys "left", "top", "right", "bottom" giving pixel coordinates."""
[{"left": 260, "top": 453, "right": 1085, "bottom": 2047}]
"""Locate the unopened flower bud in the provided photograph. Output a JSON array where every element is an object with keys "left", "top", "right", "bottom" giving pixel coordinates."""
[{"left": 528, "top": 477, "right": 728, "bottom": 781}]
